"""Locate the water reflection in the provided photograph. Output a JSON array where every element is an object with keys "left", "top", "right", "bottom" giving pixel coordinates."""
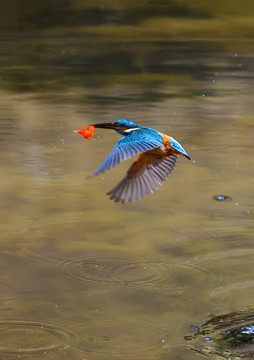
[{"left": 185, "top": 308, "right": 254, "bottom": 358}]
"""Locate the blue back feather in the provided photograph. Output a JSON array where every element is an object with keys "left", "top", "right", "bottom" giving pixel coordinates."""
[{"left": 92, "top": 127, "right": 163, "bottom": 177}]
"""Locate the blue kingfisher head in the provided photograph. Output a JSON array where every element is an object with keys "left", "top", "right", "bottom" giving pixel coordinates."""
[{"left": 92, "top": 119, "right": 141, "bottom": 136}]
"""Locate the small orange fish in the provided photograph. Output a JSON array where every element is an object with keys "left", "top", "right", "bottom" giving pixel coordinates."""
[{"left": 74, "top": 124, "right": 95, "bottom": 139}]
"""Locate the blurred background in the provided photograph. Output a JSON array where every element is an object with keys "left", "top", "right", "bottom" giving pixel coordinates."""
[{"left": 0, "top": 1, "right": 254, "bottom": 359}]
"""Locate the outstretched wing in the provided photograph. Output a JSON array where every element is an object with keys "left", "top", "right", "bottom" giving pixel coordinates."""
[
  {"left": 107, "top": 152, "right": 178, "bottom": 203},
  {"left": 92, "top": 129, "right": 163, "bottom": 177}
]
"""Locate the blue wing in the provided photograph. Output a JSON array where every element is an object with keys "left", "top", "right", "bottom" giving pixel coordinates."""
[{"left": 92, "top": 128, "right": 164, "bottom": 177}]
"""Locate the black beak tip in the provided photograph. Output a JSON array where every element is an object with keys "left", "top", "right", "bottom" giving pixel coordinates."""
[{"left": 91, "top": 122, "right": 115, "bottom": 129}]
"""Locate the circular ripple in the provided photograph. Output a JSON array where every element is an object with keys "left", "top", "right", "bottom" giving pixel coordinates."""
[
  {"left": 0, "top": 320, "right": 78, "bottom": 354},
  {"left": 53, "top": 255, "right": 213, "bottom": 291},
  {"left": 70, "top": 320, "right": 170, "bottom": 357}
]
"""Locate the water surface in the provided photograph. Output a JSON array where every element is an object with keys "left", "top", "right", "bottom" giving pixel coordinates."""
[{"left": 0, "top": 2, "right": 254, "bottom": 359}]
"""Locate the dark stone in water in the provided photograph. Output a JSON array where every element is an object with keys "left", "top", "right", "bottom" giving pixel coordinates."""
[
  {"left": 213, "top": 195, "right": 232, "bottom": 202},
  {"left": 185, "top": 308, "right": 254, "bottom": 358}
]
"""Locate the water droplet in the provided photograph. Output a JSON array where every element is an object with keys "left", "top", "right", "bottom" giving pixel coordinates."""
[
  {"left": 213, "top": 195, "right": 231, "bottom": 202},
  {"left": 205, "top": 337, "right": 213, "bottom": 342}
]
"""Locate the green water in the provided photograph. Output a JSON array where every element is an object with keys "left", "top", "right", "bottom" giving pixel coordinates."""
[{"left": 0, "top": 1, "right": 254, "bottom": 359}]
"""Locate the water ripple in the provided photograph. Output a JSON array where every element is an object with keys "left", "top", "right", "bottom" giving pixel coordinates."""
[
  {"left": 0, "top": 320, "right": 78, "bottom": 354},
  {"left": 52, "top": 255, "right": 213, "bottom": 291},
  {"left": 70, "top": 319, "right": 170, "bottom": 358}
]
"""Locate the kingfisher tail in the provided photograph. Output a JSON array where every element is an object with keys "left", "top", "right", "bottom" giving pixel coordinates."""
[{"left": 170, "top": 138, "right": 191, "bottom": 160}]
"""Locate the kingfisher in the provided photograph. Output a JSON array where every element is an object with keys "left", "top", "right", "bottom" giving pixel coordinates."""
[{"left": 90, "top": 119, "right": 191, "bottom": 203}]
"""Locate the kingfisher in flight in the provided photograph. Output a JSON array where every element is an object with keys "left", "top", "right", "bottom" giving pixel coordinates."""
[{"left": 89, "top": 119, "right": 191, "bottom": 203}]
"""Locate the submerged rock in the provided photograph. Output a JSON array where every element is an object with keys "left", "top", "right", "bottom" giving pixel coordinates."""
[{"left": 185, "top": 308, "right": 254, "bottom": 358}]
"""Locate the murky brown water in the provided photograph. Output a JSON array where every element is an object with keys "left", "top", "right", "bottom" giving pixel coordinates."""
[{"left": 0, "top": 2, "right": 254, "bottom": 359}]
